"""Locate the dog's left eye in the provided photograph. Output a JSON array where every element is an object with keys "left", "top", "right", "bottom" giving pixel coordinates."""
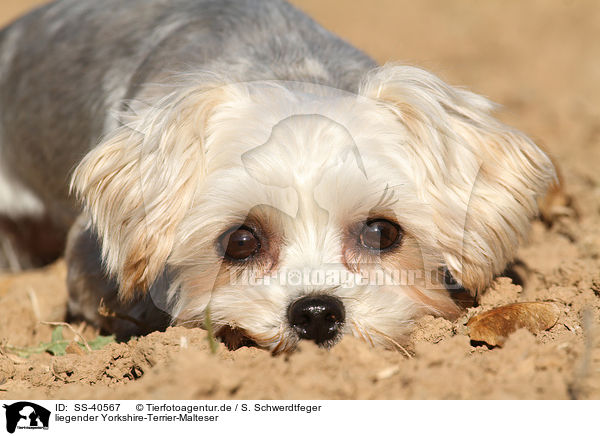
[
  {"left": 220, "top": 226, "right": 261, "bottom": 260},
  {"left": 359, "top": 219, "right": 402, "bottom": 251}
]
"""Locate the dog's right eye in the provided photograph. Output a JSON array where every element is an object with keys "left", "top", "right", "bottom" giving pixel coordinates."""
[{"left": 220, "top": 226, "right": 261, "bottom": 261}]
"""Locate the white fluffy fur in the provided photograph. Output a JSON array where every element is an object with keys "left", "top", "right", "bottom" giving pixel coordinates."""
[{"left": 72, "top": 65, "right": 555, "bottom": 352}]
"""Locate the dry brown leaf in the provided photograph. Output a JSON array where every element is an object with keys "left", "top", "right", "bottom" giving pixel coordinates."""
[{"left": 467, "top": 302, "right": 560, "bottom": 347}]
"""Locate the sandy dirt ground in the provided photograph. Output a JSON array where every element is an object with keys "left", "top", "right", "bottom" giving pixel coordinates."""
[{"left": 0, "top": 0, "right": 599, "bottom": 399}]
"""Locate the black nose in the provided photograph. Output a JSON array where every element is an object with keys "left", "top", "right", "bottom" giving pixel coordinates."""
[{"left": 287, "top": 295, "right": 345, "bottom": 345}]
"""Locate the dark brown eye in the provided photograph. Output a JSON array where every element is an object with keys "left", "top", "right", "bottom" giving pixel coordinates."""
[
  {"left": 221, "top": 226, "right": 261, "bottom": 260},
  {"left": 359, "top": 219, "right": 401, "bottom": 251}
]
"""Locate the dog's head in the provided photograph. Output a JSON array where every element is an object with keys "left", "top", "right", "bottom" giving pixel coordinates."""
[{"left": 72, "top": 65, "right": 555, "bottom": 352}]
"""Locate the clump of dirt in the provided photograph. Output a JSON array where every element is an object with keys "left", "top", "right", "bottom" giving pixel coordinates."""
[{"left": 1, "top": 0, "right": 599, "bottom": 399}]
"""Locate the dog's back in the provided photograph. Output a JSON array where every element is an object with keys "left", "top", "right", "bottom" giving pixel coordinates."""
[{"left": 0, "top": 0, "right": 375, "bottom": 268}]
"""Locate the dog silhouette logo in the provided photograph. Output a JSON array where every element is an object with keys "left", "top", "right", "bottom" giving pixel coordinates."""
[{"left": 3, "top": 402, "right": 50, "bottom": 433}]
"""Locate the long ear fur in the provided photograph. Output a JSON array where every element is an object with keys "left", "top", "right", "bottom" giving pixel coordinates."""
[
  {"left": 71, "top": 85, "right": 224, "bottom": 301},
  {"left": 361, "top": 65, "right": 556, "bottom": 293}
]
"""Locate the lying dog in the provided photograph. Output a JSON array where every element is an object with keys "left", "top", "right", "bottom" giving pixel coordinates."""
[{"left": 0, "top": 0, "right": 555, "bottom": 352}]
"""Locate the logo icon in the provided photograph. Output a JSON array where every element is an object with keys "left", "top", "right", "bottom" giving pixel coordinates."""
[{"left": 3, "top": 402, "right": 50, "bottom": 433}]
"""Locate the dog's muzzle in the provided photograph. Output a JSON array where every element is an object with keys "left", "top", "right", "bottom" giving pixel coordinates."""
[{"left": 287, "top": 295, "right": 345, "bottom": 345}]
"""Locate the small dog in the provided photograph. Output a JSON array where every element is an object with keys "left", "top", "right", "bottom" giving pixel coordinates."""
[{"left": 0, "top": 0, "right": 555, "bottom": 353}]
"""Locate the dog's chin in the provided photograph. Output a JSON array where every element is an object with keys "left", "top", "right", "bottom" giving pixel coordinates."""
[
  {"left": 215, "top": 325, "right": 260, "bottom": 351},
  {"left": 214, "top": 325, "right": 345, "bottom": 355},
  {"left": 308, "top": 335, "right": 344, "bottom": 351}
]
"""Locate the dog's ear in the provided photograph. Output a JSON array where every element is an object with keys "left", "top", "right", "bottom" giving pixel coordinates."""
[
  {"left": 71, "top": 86, "right": 224, "bottom": 301},
  {"left": 361, "top": 65, "right": 555, "bottom": 293}
]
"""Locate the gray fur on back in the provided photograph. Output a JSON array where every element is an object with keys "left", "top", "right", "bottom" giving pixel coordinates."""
[{"left": 0, "top": 0, "right": 375, "bottom": 227}]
